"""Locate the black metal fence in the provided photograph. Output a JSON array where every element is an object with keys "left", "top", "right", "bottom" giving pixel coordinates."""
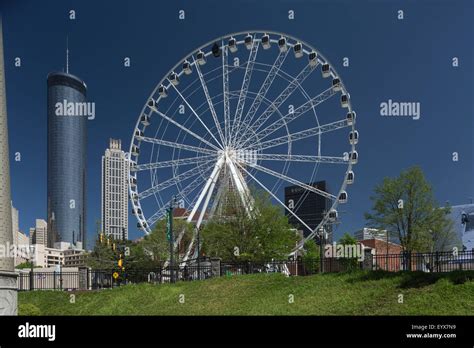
[{"left": 17, "top": 251, "right": 474, "bottom": 291}]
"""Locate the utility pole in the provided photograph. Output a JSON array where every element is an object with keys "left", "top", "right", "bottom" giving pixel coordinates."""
[
  {"left": 197, "top": 226, "right": 201, "bottom": 280},
  {"left": 167, "top": 197, "right": 175, "bottom": 283},
  {"left": 319, "top": 227, "right": 325, "bottom": 274}
]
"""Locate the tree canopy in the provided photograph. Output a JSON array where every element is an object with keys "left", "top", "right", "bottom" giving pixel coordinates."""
[
  {"left": 365, "top": 166, "right": 458, "bottom": 252},
  {"left": 201, "top": 190, "right": 299, "bottom": 262}
]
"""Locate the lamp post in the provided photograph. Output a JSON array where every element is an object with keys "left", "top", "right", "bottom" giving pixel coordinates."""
[
  {"left": 197, "top": 226, "right": 202, "bottom": 280},
  {"left": 166, "top": 197, "right": 176, "bottom": 283}
]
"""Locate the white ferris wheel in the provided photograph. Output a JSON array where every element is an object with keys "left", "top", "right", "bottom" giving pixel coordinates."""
[{"left": 129, "top": 31, "right": 358, "bottom": 258}]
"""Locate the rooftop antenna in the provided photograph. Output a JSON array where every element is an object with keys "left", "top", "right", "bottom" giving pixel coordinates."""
[{"left": 66, "top": 36, "right": 69, "bottom": 74}]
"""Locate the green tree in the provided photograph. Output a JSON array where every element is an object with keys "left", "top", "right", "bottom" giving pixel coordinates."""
[
  {"left": 302, "top": 240, "right": 320, "bottom": 274},
  {"left": 201, "top": 190, "right": 299, "bottom": 262},
  {"left": 141, "top": 218, "right": 193, "bottom": 263},
  {"left": 365, "top": 166, "right": 457, "bottom": 252},
  {"left": 337, "top": 232, "right": 359, "bottom": 271}
]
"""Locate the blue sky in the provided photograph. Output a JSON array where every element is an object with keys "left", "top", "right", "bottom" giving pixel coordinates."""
[{"left": 1, "top": 0, "right": 473, "bottom": 249}]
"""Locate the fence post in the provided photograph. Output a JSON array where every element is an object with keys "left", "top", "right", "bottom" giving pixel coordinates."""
[
  {"left": 210, "top": 258, "right": 221, "bottom": 277},
  {"left": 29, "top": 269, "right": 33, "bottom": 291},
  {"left": 435, "top": 252, "right": 440, "bottom": 272}
]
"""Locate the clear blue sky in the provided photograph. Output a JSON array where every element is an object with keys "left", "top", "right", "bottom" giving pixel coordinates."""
[{"left": 1, "top": 0, "right": 473, "bottom": 249}]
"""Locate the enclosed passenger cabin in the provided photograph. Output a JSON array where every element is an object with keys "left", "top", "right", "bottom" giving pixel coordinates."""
[
  {"left": 244, "top": 34, "right": 253, "bottom": 49},
  {"left": 134, "top": 129, "right": 144, "bottom": 137},
  {"left": 308, "top": 51, "right": 318, "bottom": 66},
  {"left": 346, "top": 111, "right": 356, "bottom": 125},
  {"left": 321, "top": 63, "right": 331, "bottom": 78},
  {"left": 169, "top": 72, "right": 180, "bottom": 86},
  {"left": 338, "top": 191, "right": 348, "bottom": 204},
  {"left": 347, "top": 171, "right": 354, "bottom": 184},
  {"left": 278, "top": 36, "right": 287, "bottom": 52},
  {"left": 212, "top": 42, "right": 221, "bottom": 57},
  {"left": 130, "top": 177, "right": 137, "bottom": 187},
  {"left": 147, "top": 99, "right": 155, "bottom": 108},
  {"left": 328, "top": 209, "right": 338, "bottom": 221},
  {"left": 261, "top": 33, "right": 271, "bottom": 49},
  {"left": 131, "top": 145, "right": 140, "bottom": 156},
  {"left": 158, "top": 85, "right": 168, "bottom": 98},
  {"left": 141, "top": 115, "right": 150, "bottom": 126},
  {"left": 341, "top": 94, "right": 349, "bottom": 108},
  {"left": 293, "top": 42, "right": 303, "bottom": 58},
  {"left": 228, "top": 37, "right": 238, "bottom": 53},
  {"left": 132, "top": 208, "right": 142, "bottom": 216},
  {"left": 332, "top": 78, "right": 342, "bottom": 92},
  {"left": 196, "top": 50, "right": 206, "bottom": 65},
  {"left": 350, "top": 151, "right": 358, "bottom": 164},
  {"left": 182, "top": 60, "right": 192, "bottom": 75},
  {"left": 349, "top": 130, "right": 359, "bottom": 145}
]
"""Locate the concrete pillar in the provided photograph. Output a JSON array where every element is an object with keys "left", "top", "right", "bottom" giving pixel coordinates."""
[{"left": 0, "top": 18, "right": 18, "bottom": 315}]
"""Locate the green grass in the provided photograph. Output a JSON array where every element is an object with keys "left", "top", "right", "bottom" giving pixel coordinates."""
[{"left": 18, "top": 270, "right": 474, "bottom": 315}]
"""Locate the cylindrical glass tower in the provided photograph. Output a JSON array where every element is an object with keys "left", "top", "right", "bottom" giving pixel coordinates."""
[{"left": 47, "top": 72, "right": 87, "bottom": 248}]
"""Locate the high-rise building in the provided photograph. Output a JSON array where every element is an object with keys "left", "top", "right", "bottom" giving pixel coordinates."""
[
  {"left": 29, "top": 219, "right": 48, "bottom": 246},
  {"left": 47, "top": 72, "right": 87, "bottom": 247},
  {"left": 101, "top": 139, "right": 129, "bottom": 240},
  {"left": 354, "top": 228, "right": 387, "bottom": 241},
  {"left": 284, "top": 181, "right": 330, "bottom": 240},
  {"left": 0, "top": 18, "right": 17, "bottom": 315}
]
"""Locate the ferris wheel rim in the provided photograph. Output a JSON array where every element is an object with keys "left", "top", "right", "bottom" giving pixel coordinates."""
[{"left": 129, "top": 31, "right": 357, "bottom": 252}]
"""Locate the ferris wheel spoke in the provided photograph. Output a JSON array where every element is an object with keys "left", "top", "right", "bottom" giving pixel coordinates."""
[
  {"left": 248, "top": 118, "right": 349, "bottom": 151},
  {"left": 239, "top": 63, "right": 318, "bottom": 148},
  {"left": 136, "top": 136, "right": 217, "bottom": 156},
  {"left": 254, "top": 153, "right": 348, "bottom": 164},
  {"left": 244, "top": 161, "right": 337, "bottom": 201},
  {"left": 230, "top": 36, "right": 260, "bottom": 146},
  {"left": 168, "top": 81, "right": 224, "bottom": 150},
  {"left": 249, "top": 86, "right": 337, "bottom": 144},
  {"left": 187, "top": 156, "right": 225, "bottom": 223},
  {"left": 233, "top": 49, "right": 289, "bottom": 146},
  {"left": 139, "top": 159, "right": 216, "bottom": 200},
  {"left": 150, "top": 107, "right": 221, "bottom": 152},
  {"left": 145, "top": 171, "right": 210, "bottom": 227},
  {"left": 222, "top": 42, "right": 231, "bottom": 146},
  {"left": 235, "top": 161, "right": 314, "bottom": 233},
  {"left": 192, "top": 56, "right": 226, "bottom": 146},
  {"left": 132, "top": 154, "right": 216, "bottom": 172}
]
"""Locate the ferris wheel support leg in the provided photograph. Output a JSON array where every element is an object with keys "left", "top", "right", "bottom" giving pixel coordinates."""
[
  {"left": 186, "top": 156, "right": 225, "bottom": 224},
  {"left": 182, "top": 176, "right": 218, "bottom": 263},
  {"left": 226, "top": 158, "right": 253, "bottom": 216}
]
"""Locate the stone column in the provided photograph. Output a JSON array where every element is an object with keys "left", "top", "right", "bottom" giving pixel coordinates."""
[{"left": 0, "top": 18, "right": 18, "bottom": 316}]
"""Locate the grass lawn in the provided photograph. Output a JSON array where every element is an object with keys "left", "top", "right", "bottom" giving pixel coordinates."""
[{"left": 18, "top": 270, "right": 474, "bottom": 315}]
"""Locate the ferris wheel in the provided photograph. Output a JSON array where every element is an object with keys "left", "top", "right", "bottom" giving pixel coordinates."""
[{"left": 129, "top": 31, "right": 358, "bottom": 258}]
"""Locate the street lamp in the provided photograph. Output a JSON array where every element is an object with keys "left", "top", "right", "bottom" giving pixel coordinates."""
[{"left": 167, "top": 196, "right": 176, "bottom": 283}]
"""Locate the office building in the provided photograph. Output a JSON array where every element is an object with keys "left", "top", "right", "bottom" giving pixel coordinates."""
[
  {"left": 284, "top": 181, "right": 330, "bottom": 240},
  {"left": 354, "top": 228, "right": 387, "bottom": 241},
  {"left": 101, "top": 139, "right": 129, "bottom": 240},
  {"left": 29, "top": 219, "right": 48, "bottom": 246},
  {"left": 47, "top": 71, "right": 88, "bottom": 247}
]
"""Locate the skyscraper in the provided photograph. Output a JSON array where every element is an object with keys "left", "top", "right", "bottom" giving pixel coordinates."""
[
  {"left": 101, "top": 139, "right": 129, "bottom": 240},
  {"left": 47, "top": 72, "right": 87, "bottom": 248},
  {"left": 0, "top": 18, "right": 17, "bottom": 315}
]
